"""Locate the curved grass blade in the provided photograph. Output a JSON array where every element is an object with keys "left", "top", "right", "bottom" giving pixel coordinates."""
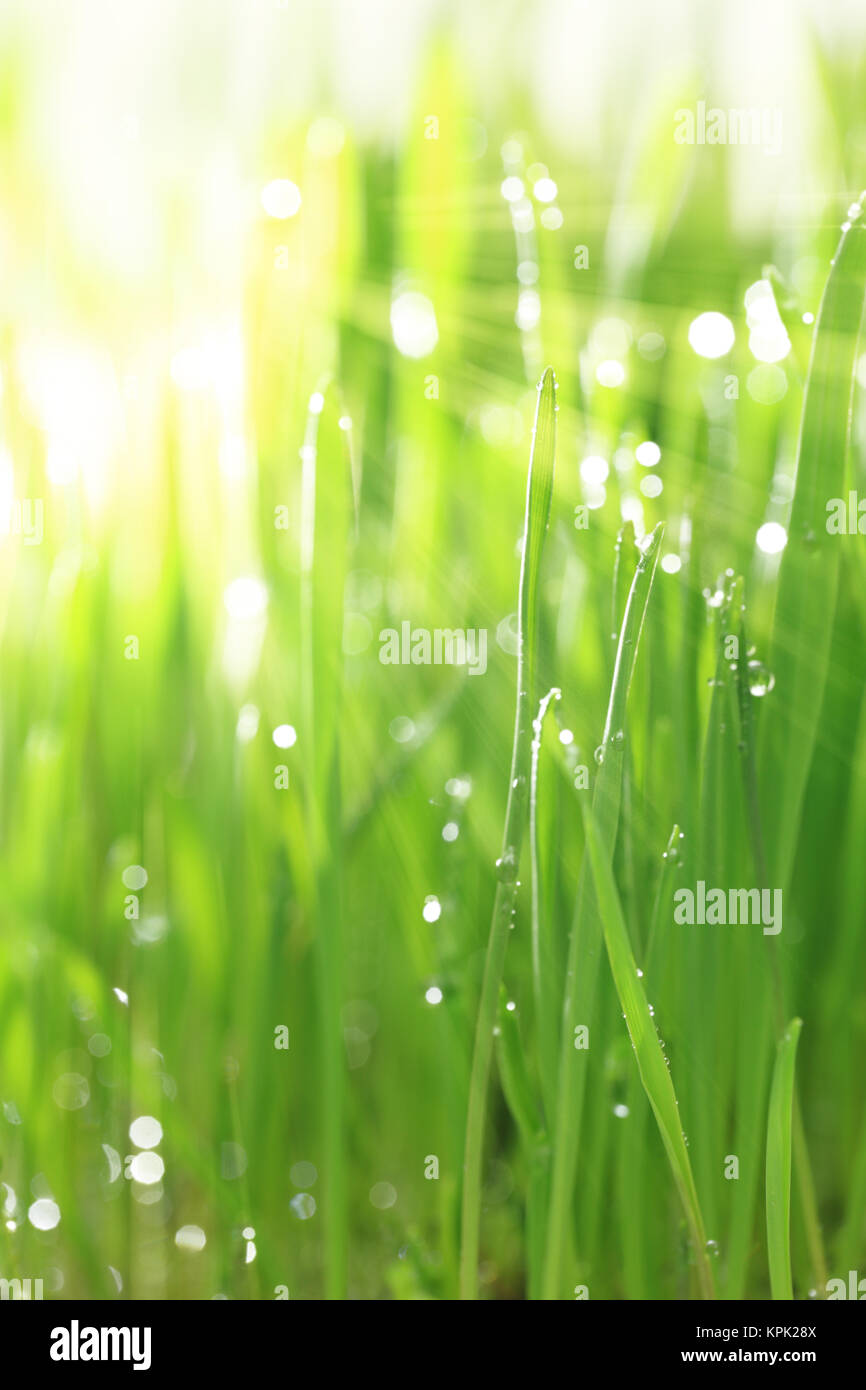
[
  {"left": 581, "top": 798, "right": 716, "bottom": 1300},
  {"left": 760, "top": 196, "right": 866, "bottom": 894},
  {"left": 764, "top": 264, "right": 812, "bottom": 380},
  {"left": 542, "top": 522, "right": 663, "bottom": 1299},
  {"left": 459, "top": 367, "right": 557, "bottom": 1300},
  {"left": 766, "top": 1018, "right": 803, "bottom": 1301},
  {"left": 617, "top": 823, "right": 684, "bottom": 1298}
]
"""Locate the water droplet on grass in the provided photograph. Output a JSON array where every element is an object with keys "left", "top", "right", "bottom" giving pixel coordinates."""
[
  {"left": 422, "top": 895, "right": 442, "bottom": 923},
  {"left": 28, "top": 1198, "right": 61, "bottom": 1230},
  {"left": 747, "top": 660, "right": 775, "bottom": 696},
  {"left": 129, "top": 1116, "right": 162, "bottom": 1149},
  {"left": 175, "top": 1224, "right": 207, "bottom": 1252},
  {"left": 290, "top": 1193, "right": 316, "bottom": 1220},
  {"left": 52, "top": 1073, "right": 89, "bottom": 1111},
  {"left": 495, "top": 849, "right": 517, "bottom": 880},
  {"left": 130, "top": 1152, "right": 164, "bottom": 1185},
  {"left": 369, "top": 1181, "right": 397, "bottom": 1210}
]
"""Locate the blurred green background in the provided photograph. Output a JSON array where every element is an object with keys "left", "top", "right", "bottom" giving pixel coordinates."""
[{"left": 1, "top": 0, "right": 866, "bottom": 1300}]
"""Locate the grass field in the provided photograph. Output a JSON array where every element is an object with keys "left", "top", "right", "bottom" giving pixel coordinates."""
[{"left": 1, "top": 0, "right": 866, "bottom": 1301}]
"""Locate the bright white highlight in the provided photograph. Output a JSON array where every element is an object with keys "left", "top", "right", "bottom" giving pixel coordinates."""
[
  {"left": 688, "top": 311, "right": 735, "bottom": 358},
  {"left": 756, "top": 522, "right": 787, "bottom": 555},
  {"left": 390, "top": 292, "right": 439, "bottom": 359},
  {"left": 580, "top": 455, "right": 609, "bottom": 485},
  {"left": 28, "top": 1199, "right": 61, "bottom": 1230},
  {"left": 129, "top": 1116, "right": 162, "bottom": 1149},
  {"left": 745, "top": 280, "right": 791, "bottom": 363},
  {"left": 533, "top": 177, "right": 557, "bottom": 202},
  {"left": 596, "top": 360, "right": 625, "bottom": 388},
  {"left": 636, "top": 441, "right": 661, "bottom": 467},
  {"left": 500, "top": 176, "right": 524, "bottom": 202},
  {"left": 261, "top": 179, "right": 302, "bottom": 219},
  {"left": 223, "top": 576, "right": 268, "bottom": 620}
]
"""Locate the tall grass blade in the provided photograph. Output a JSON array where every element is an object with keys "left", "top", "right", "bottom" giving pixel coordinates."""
[
  {"left": 542, "top": 522, "right": 663, "bottom": 1299},
  {"left": 459, "top": 367, "right": 557, "bottom": 1300},
  {"left": 766, "top": 1018, "right": 803, "bottom": 1300},
  {"left": 760, "top": 197, "right": 866, "bottom": 893},
  {"left": 530, "top": 684, "right": 563, "bottom": 1129},
  {"left": 581, "top": 797, "right": 716, "bottom": 1298}
]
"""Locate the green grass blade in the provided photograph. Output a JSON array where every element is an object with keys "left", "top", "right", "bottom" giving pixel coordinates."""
[
  {"left": 493, "top": 988, "right": 551, "bottom": 1301},
  {"left": 617, "top": 823, "right": 685, "bottom": 1298},
  {"left": 494, "top": 986, "right": 543, "bottom": 1149},
  {"left": 459, "top": 367, "right": 557, "bottom": 1300},
  {"left": 530, "top": 684, "right": 563, "bottom": 1129},
  {"left": 732, "top": 589, "right": 827, "bottom": 1295},
  {"left": 581, "top": 797, "right": 716, "bottom": 1299},
  {"left": 542, "top": 521, "right": 664, "bottom": 1299},
  {"left": 766, "top": 1018, "right": 804, "bottom": 1301},
  {"left": 760, "top": 197, "right": 866, "bottom": 893}
]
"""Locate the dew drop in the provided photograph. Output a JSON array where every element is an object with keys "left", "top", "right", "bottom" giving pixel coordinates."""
[
  {"left": 290, "top": 1193, "right": 316, "bottom": 1221},
  {"left": 495, "top": 849, "right": 517, "bottom": 881},
  {"left": 747, "top": 660, "right": 775, "bottom": 697}
]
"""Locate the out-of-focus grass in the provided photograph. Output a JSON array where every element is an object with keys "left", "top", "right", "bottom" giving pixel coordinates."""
[{"left": 0, "top": 17, "right": 866, "bottom": 1302}]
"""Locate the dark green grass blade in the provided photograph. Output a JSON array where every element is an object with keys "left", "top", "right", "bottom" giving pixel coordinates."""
[{"left": 766, "top": 1018, "right": 803, "bottom": 1300}]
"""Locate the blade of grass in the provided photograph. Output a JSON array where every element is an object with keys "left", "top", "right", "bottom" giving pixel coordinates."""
[
  {"left": 760, "top": 195, "right": 866, "bottom": 894},
  {"left": 542, "top": 521, "right": 664, "bottom": 1299},
  {"left": 459, "top": 367, "right": 557, "bottom": 1300},
  {"left": 733, "top": 589, "right": 827, "bottom": 1295},
  {"left": 717, "top": 575, "right": 776, "bottom": 1295},
  {"left": 493, "top": 986, "right": 550, "bottom": 1300},
  {"left": 766, "top": 1018, "right": 803, "bottom": 1300},
  {"left": 530, "top": 684, "right": 563, "bottom": 1130},
  {"left": 617, "top": 823, "right": 683, "bottom": 1298},
  {"left": 581, "top": 796, "right": 716, "bottom": 1299}
]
